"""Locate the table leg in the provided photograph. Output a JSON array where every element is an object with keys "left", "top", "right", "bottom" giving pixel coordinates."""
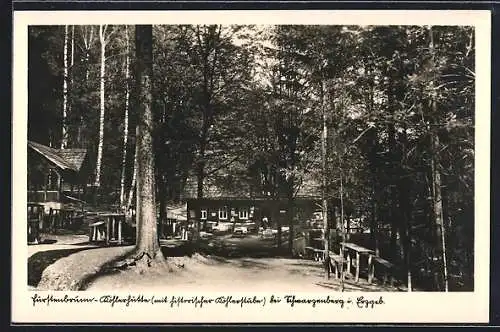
[
  {"left": 118, "top": 218, "right": 123, "bottom": 245},
  {"left": 355, "top": 252, "right": 360, "bottom": 282},
  {"left": 111, "top": 217, "right": 116, "bottom": 240},
  {"left": 347, "top": 252, "right": 351, "bottom": 277},
  {"left": 105, "top": 218, "right": 110, "bottom": 245},
  {"left": 368, "top": 254, "right": 374, "bottom": 283}
]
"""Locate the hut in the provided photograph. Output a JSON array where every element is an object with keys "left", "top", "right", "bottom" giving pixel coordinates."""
[{"left": 27, "top": 140, "right": 90, "bottom": 204}]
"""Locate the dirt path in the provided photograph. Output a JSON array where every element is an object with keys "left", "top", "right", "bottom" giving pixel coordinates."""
[
  {"left": 28, "top": 234, "right": 98, "bottom": 258},
  {"left": 85, "top": 255, "right": 403, "bottom": 292}
]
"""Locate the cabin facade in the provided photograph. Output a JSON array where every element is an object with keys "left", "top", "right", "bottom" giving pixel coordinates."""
[{"left": 186, "top": 197, "right": 323, "bottom": 231}]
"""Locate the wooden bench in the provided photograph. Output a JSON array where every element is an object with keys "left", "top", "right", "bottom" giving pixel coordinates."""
[
  {"left": 88, "top": 213, "right": 127, "bottom": 245},
  {"left": 327, "top": 251, "right": 346, "bottom": 279},
  {"left": 369, "top": 256, "right": 395, "bottom": 285},
  {"left": 89, "top": 221, "right": 106, "bottom": 243},
  {"left": 305, "top": 247, "right": 325, "bottom": 261}
]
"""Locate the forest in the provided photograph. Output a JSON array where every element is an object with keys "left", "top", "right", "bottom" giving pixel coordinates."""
[{"left": 28, "top": 24, "right": 475, "bottom": 292}]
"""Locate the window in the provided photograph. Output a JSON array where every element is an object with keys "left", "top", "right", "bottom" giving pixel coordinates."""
[
  {"left": 200, "top": 209, "right": 207, "bottom": 220},
  {"left": 239, "top": 209, "right": 248, "bottom": 219},
  {"left": 218, "top": 207, "right": 228, "bottom": 220}
]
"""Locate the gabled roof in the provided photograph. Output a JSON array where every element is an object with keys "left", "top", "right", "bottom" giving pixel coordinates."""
[{"left": 28, "top": 141, "right": 87, "bottom": 172}]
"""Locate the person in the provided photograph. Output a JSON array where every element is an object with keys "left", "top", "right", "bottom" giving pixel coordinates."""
[{"left": 262, "top": 216, "right": 268, "bottom": 229}]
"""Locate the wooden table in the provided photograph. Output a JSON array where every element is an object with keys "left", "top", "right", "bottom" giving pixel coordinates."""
[
  {"left": 89, "top": 213, "right": 126, "bottom": 245},
  {"left": 341, "top": 242, "right": 375, "bottom": 283}
]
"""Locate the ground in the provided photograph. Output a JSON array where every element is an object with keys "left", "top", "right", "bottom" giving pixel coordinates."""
[
  {"left": 29, "top": 232, "right": 405, "bottom": 292},
  {"left": 84, "top": 254, "right": 402, "bottom": 292}
]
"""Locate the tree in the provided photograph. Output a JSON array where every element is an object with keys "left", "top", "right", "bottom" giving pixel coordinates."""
[
  {"left": 61, "top": 25, "right": 69, "bottom": 148},
  {"left": 119, "top": 25, "right": 131, "bottom": 208},
  {"left": 134, "top": 25, "right": 163, "bottom": 263},
  {"left": 94, "top": 25, "right": 116, "bottom": 187}
]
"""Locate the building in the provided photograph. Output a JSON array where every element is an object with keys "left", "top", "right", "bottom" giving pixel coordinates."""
[
  {"left": 27, "top": 140, "right": 90, "bottom": 204},
  {"left": 186, "top": 196, "right": 323, "bottom": 231},
  {"left": 182, "top": 172, "right": 325, "bottom": 231}
]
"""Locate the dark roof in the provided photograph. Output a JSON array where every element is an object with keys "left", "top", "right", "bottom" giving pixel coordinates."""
[
  {"left": 58, "top": 149, "right": 88, "bottom": 170},
  {"left": 182, "top": 172, "right": 321, "bottom": 200},
  {"left": 28, "top": 141, "right": 87, "bottom": 172}
]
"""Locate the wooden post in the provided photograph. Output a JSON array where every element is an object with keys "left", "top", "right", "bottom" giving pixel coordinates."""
[
  {"left": 44, "top": 174, "right": 48, "bottom": 202},
  {"left": 355, "top": 252, "right": 360, "bottom": 282},
  {"left": 368, "top": 254, "right": 374, "bottom": 283},
  {"left": 57, "top": 171, "right": 63, "bottom": 202}
]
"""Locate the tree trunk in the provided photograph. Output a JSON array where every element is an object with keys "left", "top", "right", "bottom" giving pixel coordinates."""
[
  {"left": 120, "top": 25, "right": 130, "bottom": 207},
  {"left": 127, "top": 127, "right": 139, "bottom": 209},
  {"left": 321, "top": 80, "right": 330, "bottom": 279},
  {"left": 397, "top": 126, "right": 413, "bottom": 292},
  {"left": 61, "top": 25, "right": 69, "bottom": 149},
  {"left": 287, "top": 192, "right": 295, "bottom": 255},
  {"left": 78, "top": 26, "right": 93, "bottom": 147},
  {"left": 339, "top": 170, "right": 346, "bottom": 291},
  {"left": 95, "top": 24, "right": 107, "bottom": 187},
  {"left": 370, "top": 183, "right": 380, "bottom": 256},
  {"left": 429, "top": 26, "right": 448, "bottom": 292},
  {"left": 134, "top": 25, "right": 162, "bottom": 261}
]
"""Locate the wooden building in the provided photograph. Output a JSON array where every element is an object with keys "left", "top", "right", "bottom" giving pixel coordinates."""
[
  {"left": 186, "top": 197, "right": 323, "bottom": 231},
  {"left": 27, "top": 140, "right": 90, "bottom": 203},
  {"left": 182, "top": 170, "right": 326, "bottom": 232}
]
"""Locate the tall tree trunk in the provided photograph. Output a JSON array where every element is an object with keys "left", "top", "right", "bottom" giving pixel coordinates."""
[
  {"left": 78, "top": 26, "right": 93, "bottom": 146},
  {"left": 95, "top": 24, "right": 107, "bottom": 187},
  {"left": 397, "top": 126, "right": 412, "bottom": 291},
  {"left": 275, "top": 202, "right": 282, "bottom": 250},
  {"left": 370, "top": 182, "right": 380, "bottom": 256},
  {"left": 127, "top": 130, "right": 139, "bottom": 209},
  {"left": 69, "top": 25, "right": 75, "bottom": 146},
  {"left": 339, "top": 169, "right": 346, "bottom": 291},
  {"left": 287, "top": 187, "right": 295, "bottom": 255},
  {"left": 61, "top": 25, "right": 69, "bottom": 149},
  {"left": 120, "top": 25, "right": 130, "bottom": 207},
  {"left": 321, "top": 80, "right": 330, "bottom": 279},
  {"left": 134, "top": 25, "right": 162, "bottom": 261},
  {"left": 429, "top": 26, "right": 448, "bottom": 292}
]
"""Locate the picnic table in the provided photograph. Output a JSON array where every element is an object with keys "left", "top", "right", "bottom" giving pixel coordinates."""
[
  {"left": 89, "top": 213, "right": 126, "bottom": 245},
  {"left": 341, "top": 242, "right": 375, "bottom": 283}
]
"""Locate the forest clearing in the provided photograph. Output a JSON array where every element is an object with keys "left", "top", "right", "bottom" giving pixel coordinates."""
[{"left": 26, "top": 23, "right": 475, "bottom": 293}]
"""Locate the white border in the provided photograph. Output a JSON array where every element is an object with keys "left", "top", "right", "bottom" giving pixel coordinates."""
[{"left": 12, "top": 10, "right": 491, "bottom": 323}]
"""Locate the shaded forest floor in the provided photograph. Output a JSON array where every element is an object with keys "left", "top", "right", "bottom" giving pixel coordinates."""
[{"left": 28, "top": 233, "right": 405, "bottom": 292}]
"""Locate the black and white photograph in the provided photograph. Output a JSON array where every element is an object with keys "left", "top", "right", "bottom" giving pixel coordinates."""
[{"left": 12, "top": 10, "right": 491, "bottom": 323}]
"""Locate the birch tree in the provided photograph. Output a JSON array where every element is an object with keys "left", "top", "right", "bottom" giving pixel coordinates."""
[
  {"left": 61, "top": 25, "right": 69, "bottom": 149},
  {"left": 94, "top": 24, "right": 114, "bottom": 187},
  {"left": 120, "top": 25, "right": 131, "bottom": 207}
]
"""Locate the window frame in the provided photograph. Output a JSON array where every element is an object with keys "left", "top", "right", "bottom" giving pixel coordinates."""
[
  {"left": 218, "top": 206, "right": 228, "bottom": 220},
  {"left": 239, "top": 208, "right": 248, "bottom": 219}
]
